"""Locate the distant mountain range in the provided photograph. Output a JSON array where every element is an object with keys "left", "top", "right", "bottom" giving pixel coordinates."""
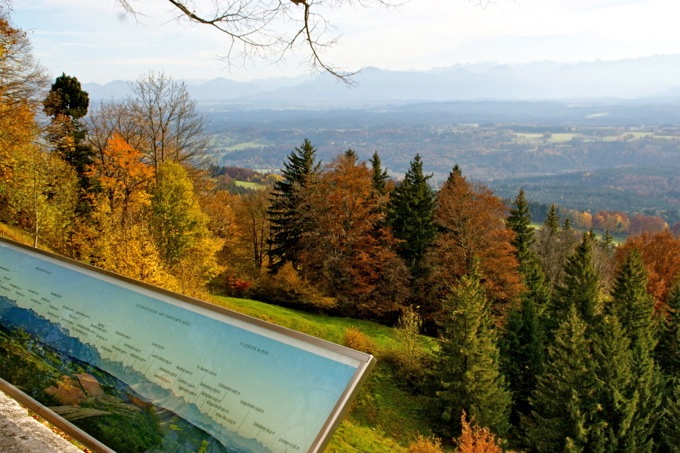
[{"left": 84, "top": 55, "right": 680, "bottom": 106}]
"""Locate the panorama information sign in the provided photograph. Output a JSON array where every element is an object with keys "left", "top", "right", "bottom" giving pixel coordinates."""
[{"left": 0, "top": 238, "right": 375, "bottom": 452}]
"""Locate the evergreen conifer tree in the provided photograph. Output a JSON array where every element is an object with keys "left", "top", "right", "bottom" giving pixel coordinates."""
[
  {"left": 43, "top": 73, "right": 95, "bottom": 212},
  {"left": 501, "top": 188, "right": 551, "bottom": 447},
  {"left": 659, "top": 380, "right": 680, "bottom": 453},
  {"left": 544, "top": 204, "right": 560, "bottom": 234},
  {"left": 385, "top": 154, "right": 436, "bottom": 278},
  {"left": 656, "top": 283, "right": 680, "bottom": 378},
  {"left": 605, "top": 249, "right": 663, "bottom": 452},
  {"left": 434, "top": 267, "right": 511, "bottom": 438},
  {"left": 267, "top": 139, "right": 321, "bottom": 271},
  {"left": 550, "top": 233, "right": 602, "bottom": 334},
  {"left": 507, "top": 188, "right": 535, "bottom": 270},
  {"left": 610, "top": 249, "right": 656, "bottom": 347},
  {"left": 369, "top": 151, "right": 389, "bottom": 197},
  {"left": 527, "top": 306, "right": 605, "bottom": 452},
  {"left": 591, "top": 314, "right": 637, "bottom": 452}
]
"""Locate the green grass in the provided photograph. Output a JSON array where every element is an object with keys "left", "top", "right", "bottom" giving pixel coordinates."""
[
  {"left": 210, "top": 295, "right": 438, "bottom": 450},
  {"left": 233, "top": 180, "right": 267, "bottom": 190},
  {"left": 224, "top": 140, "right": 270, "bottom": 151}
]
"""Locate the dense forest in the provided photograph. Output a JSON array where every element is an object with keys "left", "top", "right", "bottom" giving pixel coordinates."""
[{"left": 1, "top": 9, "right": 680, "bottom": 452}]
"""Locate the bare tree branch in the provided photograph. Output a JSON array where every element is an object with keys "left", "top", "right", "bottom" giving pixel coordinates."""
[{"left": 116, "top": 0, "right": 397, "bottom": 84}]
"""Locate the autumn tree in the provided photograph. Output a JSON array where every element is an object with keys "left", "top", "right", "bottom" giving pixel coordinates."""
[
  {"left": 86, "top": 100, "right": 147, "bottom": 164},
  {"left": 126, "top": 72, "right": 210, "bottom": 172},
  {"left": 0, "top": 14, "right": 47, "bottom": 185},
  {"left": 234, "top": 189, "right": 272, "bottom": 273},
  {"left": 533, "top": 205, "right": 581, "bottom": 293},
  {"left": 433, "top": 268, "right": 510, "bottom": 439},
  {"left": 296, "top": 151, "right": 409, "bottom": 321},
  {"left": 427, "top": 165, "right": 522, "bottom": 323},
  {"left": 629, "top": 213, "right": 668, "bottom": 236},
  {"left": 74, "top": 134, "right": 175, "bottom": 287},
  {"left": 0, "top": 13, "right": 47, "bottom": 107},
  {"left": 385, "top": 154, "right": 436, "bottom": 279},
  {"left": 86, "top": 133, "right": 155, "bottom": 227},
  {"left": 3, "top": 143, "right": 78, "bottom": 251},
  {"left": 615, "top": 230, "right": 680, "bottom": 311},
  {"left": 267, "top": 139, "right": 321, "bottom": 271},
  {"left": 150, "top": 161, "right": 222, "bottom": 295},
  {"left": 455, "top": 411, "right": 504, "bottom": 453}
]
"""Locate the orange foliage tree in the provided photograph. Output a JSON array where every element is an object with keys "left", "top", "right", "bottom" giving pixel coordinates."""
[
  {"left": 297, "top": 151, "right": 409, "bottom": 321},
  {"left": 427, "top": 166, "right": 522, "bottom": 323},
  {"left": 87, "top": 133, "right": 155, "bottom": 226},
  {"left": 592, "top": 210, "right": 630, "bottom": 234},
  {"left": 615, "top": 230, "right": 680, "bottom": 312},
  {"left": 629, "top": 213, "right": 668, "bottom": 236},
  {"left": 455, "top": 411, "right": 505, "bottom": 453}
]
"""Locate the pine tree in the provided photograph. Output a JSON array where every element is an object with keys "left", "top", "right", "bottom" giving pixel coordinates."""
[
  {"left": 434, "top": 268, "right": 511, "bottom": 438},
  {"left": 43, "top": 73, "right": 95, "bottom": 212},
  {"left": 527, "top": 306, "right": 605, "bottom": 453},
  {"left": 385, "top": 154, "right": 436, "bottom": 278},
  {"left": 267, "top": 139, "right": 321, "bottom": 272}
]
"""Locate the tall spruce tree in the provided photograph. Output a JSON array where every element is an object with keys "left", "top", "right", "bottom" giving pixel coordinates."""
[
  {"left": 501, "top": 188, "right": 550, "bottom": 447},
  {"left": 544, "top": 204, "right": 560, "bottom": 234},
  {"left": 527, "top": 306, "right": 605, "bottom": 453},
  {"left": 385, "top": 154, "right": 436, "bottom": 278},
  {"left": 507, "top": 188, "right": 535, "bottom": 271},
  {"left": 549, "top": 233, "right": 601, "bottom": 335},
  {"left": 656, "top": 283, "right": 680, "bottom": 379},
  {"left": 659, "top": 380, "right": 680, "bottom": 453},
  {"left": 610, "top": 249, "right": 657, "bottom": 348},
  {"left": 267, "top": 139, "right": 321, "bottom": 272},
  {"left": 591, "top": 314, "right": 637, "bottom": 453},
  {"left": 608, "top": 249, "right": 663, "bottom": 452},
  {"left": 369, "top": 151, "right": 389, "bottom": 197},
  {"left": 434, "top": 267, "right": 511, "bottom": 438}
]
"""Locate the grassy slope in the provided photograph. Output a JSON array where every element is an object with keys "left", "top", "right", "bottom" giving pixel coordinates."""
[
  {"left": 210, "top": 296, "right": 438, "bottom": 451},
  {"left": 0, "top": 224, "right": 439, "bottom": 450}
]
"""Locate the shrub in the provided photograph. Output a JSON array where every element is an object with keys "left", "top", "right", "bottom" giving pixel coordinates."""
[
  {"left": 455, "top": 411, "right": 504, "bottom": 453},
  {"left": 407, "top": 435, "right": 444, "bottom": 453},
  {"left": 343, "top": 327, "right": 377, "bottom": 355},
  {"left": 249, "top": 263, "right": 336, "bottom": 313}
]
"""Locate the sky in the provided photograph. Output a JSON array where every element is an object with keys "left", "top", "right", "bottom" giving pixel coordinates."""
[{"left": 10, "top": 0, "right": 680, "bottom": 84}]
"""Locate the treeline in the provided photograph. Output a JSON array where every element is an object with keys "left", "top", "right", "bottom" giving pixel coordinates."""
[{"left": 1, "top": 9, "right": 680, "bottom": 451}]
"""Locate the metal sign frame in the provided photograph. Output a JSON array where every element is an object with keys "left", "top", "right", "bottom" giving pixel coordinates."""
[{"left": 0, "top": 237, "right": 375, "bottom": 452}]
